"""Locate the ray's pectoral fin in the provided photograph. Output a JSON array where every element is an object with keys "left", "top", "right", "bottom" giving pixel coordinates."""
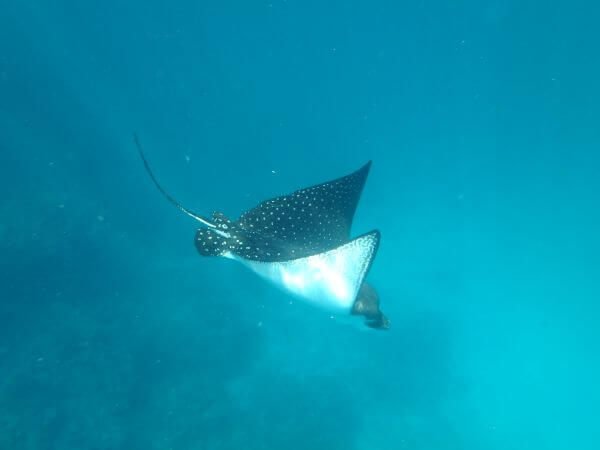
[{"left": 351, "top": 282, "right": 390, "bottom": 330}]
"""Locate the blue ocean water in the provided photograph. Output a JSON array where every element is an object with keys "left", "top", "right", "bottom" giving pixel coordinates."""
[{"left": 1, "top": 0, "right": 599, "bottom": 448}]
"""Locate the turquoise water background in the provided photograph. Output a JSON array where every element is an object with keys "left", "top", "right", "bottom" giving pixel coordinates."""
[{"left": 1, "top": 1, "right": 599, "bottom": 449}]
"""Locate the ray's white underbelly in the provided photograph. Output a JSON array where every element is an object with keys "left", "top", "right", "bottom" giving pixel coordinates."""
[{"left": 222, "top": 251, "right": 358, "bottom": 314}]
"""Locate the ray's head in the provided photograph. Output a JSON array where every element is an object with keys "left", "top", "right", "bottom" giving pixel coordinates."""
[{"left": 195, "top": 228, "right": 229, "bottom": 256}]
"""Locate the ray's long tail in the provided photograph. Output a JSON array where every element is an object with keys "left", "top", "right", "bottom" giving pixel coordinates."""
[{"left": 134, "top": 133, "right": 217, "bottom": 229}]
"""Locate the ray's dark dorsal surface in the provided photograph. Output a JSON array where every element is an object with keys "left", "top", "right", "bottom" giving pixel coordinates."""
[
  {"left": 135, "top": 135, "right": 388, "bottom": 330},
  {"left": 195, "top": 161, "right": 371, "bottom": 262}
]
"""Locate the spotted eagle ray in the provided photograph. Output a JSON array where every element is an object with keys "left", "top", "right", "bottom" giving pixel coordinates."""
[{"left": 135, "top": 135, "right": 389, "bottom": 329}]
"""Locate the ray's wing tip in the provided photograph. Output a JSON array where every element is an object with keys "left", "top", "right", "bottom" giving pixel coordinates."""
[
  {"left": 354, "top": 229, "right": 381, "bottom": 283},
  {"left": 354, "top": 229, "right": 381, "bottom": 250},
  {"left": 369, "top": 229, "right": 381, "bottom": 247},
  {"left": 357, "top": 160, "right": 372, "bottom": 178},
  {"left": 365, "top": 229, "right": 381, "bottom": 259}
]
